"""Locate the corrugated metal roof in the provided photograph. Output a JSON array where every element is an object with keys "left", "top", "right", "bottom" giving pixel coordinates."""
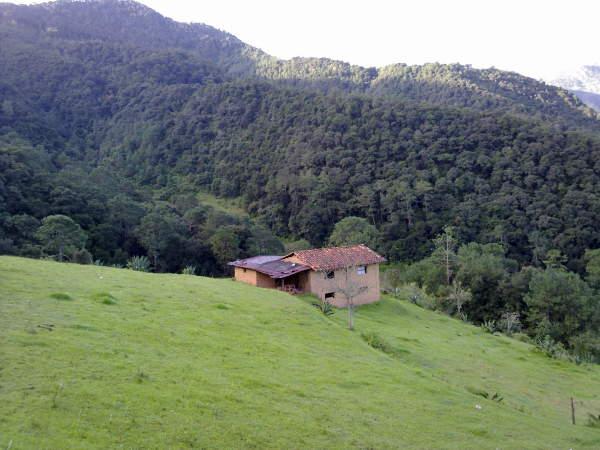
[{"left": 228, "top": 255, "right": 310, "bottom": 279}]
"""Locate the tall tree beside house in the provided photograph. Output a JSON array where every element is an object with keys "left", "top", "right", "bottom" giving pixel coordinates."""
[
  {"left": 35, "top": 215, "right": 87, "bottom": 262},
  {"left": 336, "top": 271, "right": 367, "bottom": 331},
  {"left": 328, "top": 217, "right": 380, "bottom": 250},
  {"left": 433, "top": 226, "right": 458, "bottom": 285}
]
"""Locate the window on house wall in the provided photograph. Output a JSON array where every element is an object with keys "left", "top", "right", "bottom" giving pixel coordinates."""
[
  {"left": 325, "top": 270, "right": 335, "bottom": 279},
  {"left": 357, "top": 265, "right": 367, "bottom": 275},
  {"left": 243, "top": 268, "right": 247, "bottom": 273},
  {"left": 325, "top": 292, "right": 335, "bottom": 299}
]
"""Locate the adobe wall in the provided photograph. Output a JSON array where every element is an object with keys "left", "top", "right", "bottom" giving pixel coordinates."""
[
  {"left": 234, "top": 267, "right": 277, "bottom": 288},
  {"left": 256, "top": 271, "right": 277, "bottom": 289},
  {"left": 307, "top": 264, "right": 380, "bottom": 307},
  {"left": 234, "top": 267, "right": 258, "bottom": 285}
]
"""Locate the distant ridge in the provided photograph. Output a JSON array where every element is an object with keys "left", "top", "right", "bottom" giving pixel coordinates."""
[
  {"left": 552, "top": 65, "right": 600, "bottom": 111},
  {"left": 1, "top": 0, "right": 597, "bottom": 125}
]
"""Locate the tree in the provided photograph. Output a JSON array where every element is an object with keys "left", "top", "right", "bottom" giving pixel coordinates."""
[
  {"left": 336, "top": 267, "right": 367, "bottom": 331},
  {"left": 543, "top": 249, "right": 568, "bottom": 270},
  {"left": 499, "top": 311, "right": 521, "bottom": 335},
  {"left": 35, "top": 215, "right": 87, "bottom": 261},
  {"left": 433, "top": 226, "right": 458, "bottom": 285},
  {"left": 135, "top": 208, "right": 185, "bottom": 269},
  {"left": 328, "top": 216, "right": 379, "bottom": 249},
  {"left": 107, "top": 194, "right": 145, "bottom": 238},
  {"left": 447, "top": 280, "right": 472, "bottom": 319},
  {"left": 284, "top": 239, "right": 312, "bottom": 253},
  {"left": 455, "top": 242, "right": 515, "bottom": 322},
  {"left": 248, "top": 224, "right": 284, "bottom": 255},
  {"left": 584, "top": 249, "right": 600, "bottom": 290},
  {"left": 524, "top": 269, "right": 594, "bottom": 343},
  {"left": 209, "top": 228, "right": 241, "bottom": 269}
]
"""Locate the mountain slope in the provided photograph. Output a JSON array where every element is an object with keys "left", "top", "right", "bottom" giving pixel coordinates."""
[
  {"left": 1, "top": 0, "right": 600, "bottom": 272},
  {"left": 1, "top": 256, "right": 599, "bottom": 448}
]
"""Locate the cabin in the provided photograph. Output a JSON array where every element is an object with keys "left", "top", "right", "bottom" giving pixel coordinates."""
[{"left": 228, "top": 244, "right": 386, "bottom": 307}]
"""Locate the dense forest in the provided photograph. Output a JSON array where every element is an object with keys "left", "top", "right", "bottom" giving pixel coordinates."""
[{"left": 1, "top": 0, "right": 599, "bottom": 277}]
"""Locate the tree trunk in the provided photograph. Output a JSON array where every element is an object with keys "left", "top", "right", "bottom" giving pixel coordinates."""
[
  {"left": 58, "top": 243, "right": 64, "bottom": 262},
  {"left": 348, "top": 302, "right": 354, "bottom": 330},
  {"left": 445, "top": 236, "right": 451, "bottom": 285}
]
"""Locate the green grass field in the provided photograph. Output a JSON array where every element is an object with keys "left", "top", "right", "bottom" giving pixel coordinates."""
[
  {"left": 1, "top": 256, "right": 599, "bottom": 449},
  {"left": 196, "top": 191, "right": 248, "bottom": 217}
]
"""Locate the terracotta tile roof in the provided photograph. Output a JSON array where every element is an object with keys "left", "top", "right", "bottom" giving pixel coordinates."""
[
  {"left": 228, "top": 255, "right": 310, "bottom": 279},
  {"left": 284, "top": 244, "right": 386, "bottom": 271}
]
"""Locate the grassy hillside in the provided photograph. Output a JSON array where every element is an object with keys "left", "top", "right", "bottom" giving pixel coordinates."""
[{"left": 1, "top": 257, "right": 599, "bottom": 449}]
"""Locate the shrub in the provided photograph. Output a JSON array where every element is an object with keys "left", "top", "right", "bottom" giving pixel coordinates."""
[
  {"left": 381, "top": 268, "right": 404, "bottom": 295},
  {"left": 134, "top": 369, "right": 150, "bottom": 383},
  {"left": 127, "top": 255, "right": 151, "bottom": 272},
  {"left": 361, "top": 332, "right": 394, "bottom": 355},
  {"left": 570, "top": 332, "right": 600, "bottom": 364},
  {"left": 50, "top": 293, "right": 72, "bottom": 301},
  {"left": 71, "top": 248, "right": 93, "bottom": 265},
  {"left": 405, "top": 284, "right": 436, "bottom": 310},
  {"left": 93, "top": 292, "right": 117, "bottom": 305},
  {"left": 312, "top": 298, "right": 334, "bottom": 316},
  {"left": 466, "top": 386, "right": 503, "bottom": 403},
  {"left": 182, "top": 265, "right": 196, "bottom": 275},
  {"left": 588, "top": 413, "right": 600, "bottom": 428},
  {"left": 534, "top": 335, "right": 570, "bottom": 360},
  {"left": 512, "top": 332, "right": 531, "bottom": 344},
  {"left": 481, "top": 320, "right": 497, "bottom": 334},
  {"left": 498, "top": 311, "right": 521, "bottom": 336}
]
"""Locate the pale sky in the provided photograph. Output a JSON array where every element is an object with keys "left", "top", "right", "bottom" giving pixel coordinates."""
[{"left": 14, "top": 0, "right": 600, "bottom": 80}]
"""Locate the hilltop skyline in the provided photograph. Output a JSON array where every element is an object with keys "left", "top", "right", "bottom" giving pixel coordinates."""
[{"left": 11, "top": 0, "right": 600, "bottom": 80}]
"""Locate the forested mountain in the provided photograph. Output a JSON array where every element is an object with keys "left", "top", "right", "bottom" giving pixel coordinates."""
[
  {"left": 1, "top": 0, "right": 598, "bottom": 126},
  {"left": 1, "top": 0, "right": 600, "bottom": 277}
]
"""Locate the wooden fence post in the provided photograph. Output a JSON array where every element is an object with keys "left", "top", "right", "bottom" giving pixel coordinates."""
[{"left": 570, "top": 397, "right": 576, "bottom": 425}]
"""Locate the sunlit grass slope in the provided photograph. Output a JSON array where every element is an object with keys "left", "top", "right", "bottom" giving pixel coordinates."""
[{"left": 1, "top": 256, "right": 599, "bottom": 449}]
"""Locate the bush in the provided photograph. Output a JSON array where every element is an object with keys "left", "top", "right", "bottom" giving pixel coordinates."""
[
  {"left": 588, "top": 413, "right": 600, "bottom": 428},
  {"left": 182, "top": 265, "right": 196, "bottom": 275},
  {"left": 312, "top": 298, "right": 334, "bottom": 316},
  {"left": 93, "top": 292, "right": 117, "bottom": 305},
  {"left": 481, "top": 320, "right": 497, "bottom": 334},
  {"left": 404, "top": 284, "right": 436, "bottom": 310},
  {"left": 534, "top": 335, "right": 570, "bottom": 361},
  {"left": 361, "top": 332, "right": 394, "bottom": 355},
  {"left": 50, "top": 293, "right": 73, "bottom": 301},
  {"left": 127, "top": 255, "right": 151, "bottom": 272},
  {"left": 71, "top": 248, "right": 93, "bottom": 265},
  {"left": 498, "top": 311, "right": 521, "bottom": 336},
  {"left": 512, "top": 332, "right": 531, "bottom": 343},
  {"left": 570, "top": 332, "right": 600, "bottom": 364},
  {"left": 466, "top": 386, "right": 504, "bottom": 403}
]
